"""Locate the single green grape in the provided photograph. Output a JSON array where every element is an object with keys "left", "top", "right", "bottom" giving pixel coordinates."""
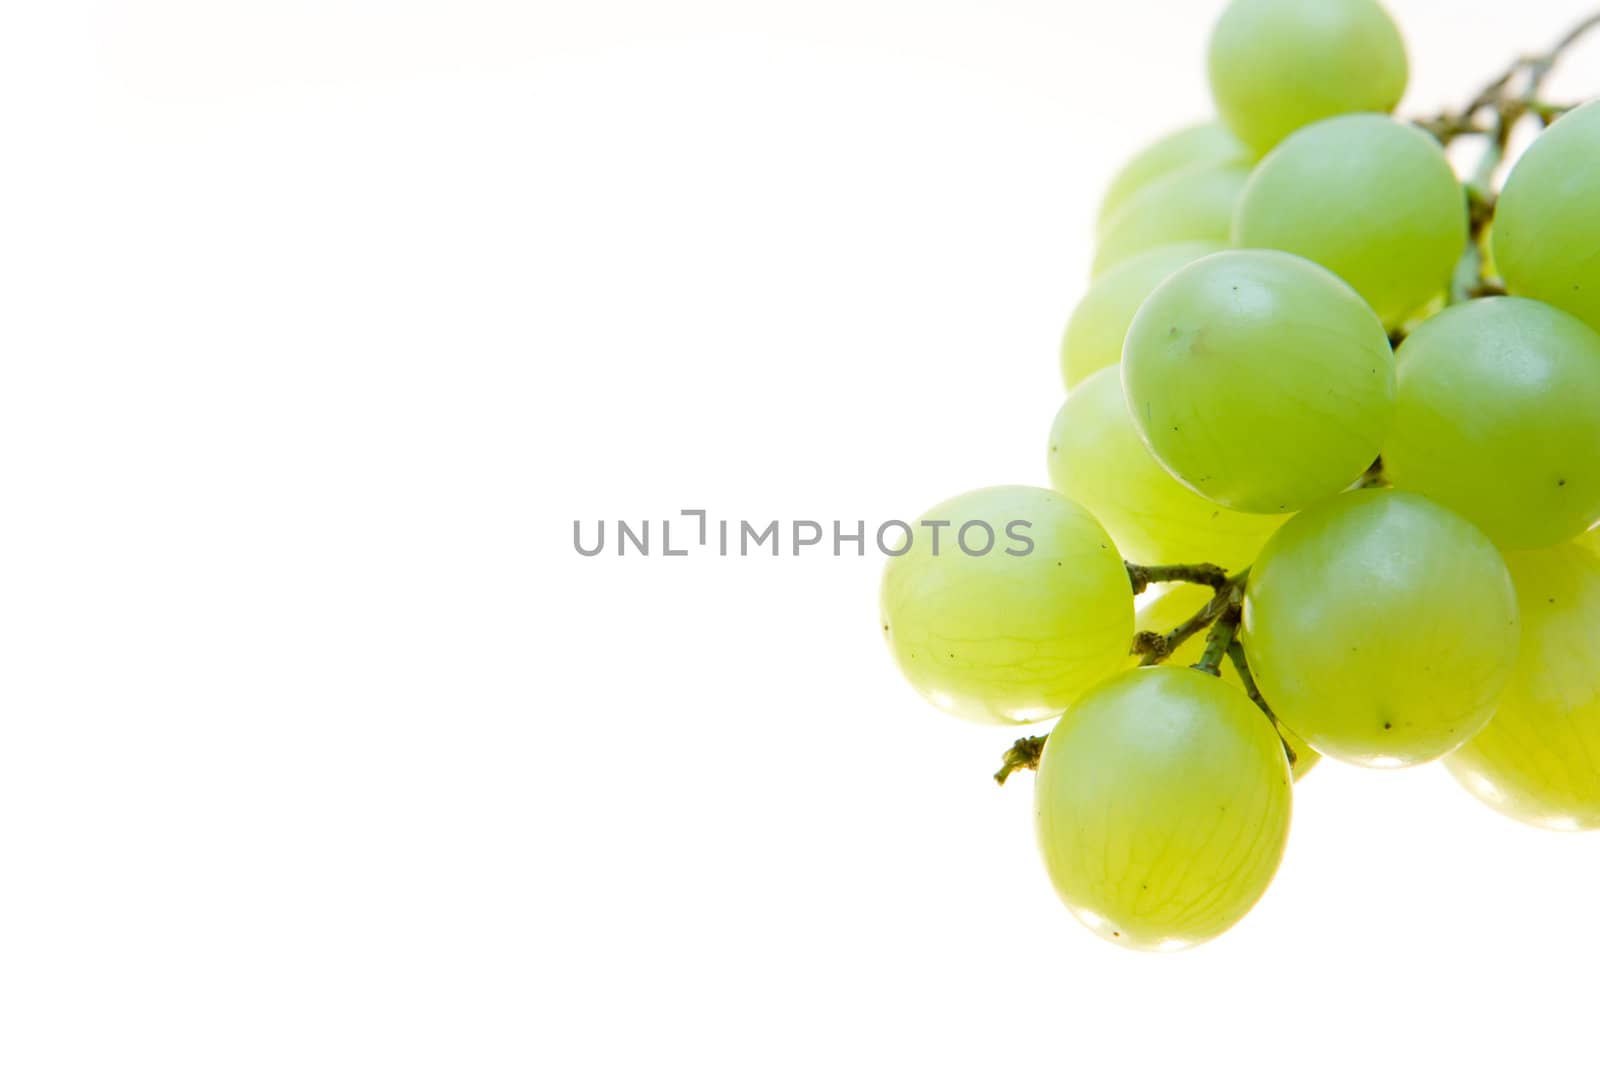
[
  {"left": 1233, "top": 114, "right": 1466, "bottom": 325},
  {"left": 1097, "top": 123, "right": 1252, "bottom": 231},
  {"left": 1243, "top": 490, "right": 1520, "bottom": 767},
  {"left": 1047, "top": 367, "right": 1284, "bottom": 571},
  {"left": 1492, "top": 100, "right": 1600, "bottom": 334},
  {"left": 1384, "top": 297, "right": 1600, "bottom": 549},
  {"left": 1132, "top": 584, "right": 1319, "bottom": 779},
  {"left": 1035, "top": 666, "right": 1291, "bottom": 950},
  {"left": 1092, "top": 161, "right": 1249, "bottom": 276},
  {"left": 1207, "top": 0, "right": 1408, "bottom": 154},
  {"left": 1061, "top": 242, "right": 1228, "bottom": 389},
  {"left": 879, "top": 486, "right": 1133, "bottom": 725},
  {"left": 1122, "top": 249, "right": 1394, "bottom": 514},
  {"left": 1445, "top": 543, "right": 1600, "bottom": 830}
]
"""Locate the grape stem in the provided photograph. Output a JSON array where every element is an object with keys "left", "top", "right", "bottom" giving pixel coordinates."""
[
  {"left": 1125, "top": 560, "right": 1229, "bottom": 595},
  {"left": 1136, "top": 568, "right": 1248, "bottom": 666},
  {"left": 1193, "top": 597, "right": 1241, "bottom": 677},
  {"left": 1224, "top": 639, "right": 1302, "bottom": 772},
  {"left": 1422, "top": 10, "right": 1600, "bottom": 303},
  {"left": 994, "top": 567, "right": 1253, "bottom": 784}
]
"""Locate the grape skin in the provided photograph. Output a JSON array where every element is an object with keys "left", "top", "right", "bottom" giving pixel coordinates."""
[
  {"left": 1034, "top": 667, "right": 1291, "bottom": 950},
  {"left": 1047, "top": 367, "right": 1284, "bottom": 572},
  {"left": 1492, "top": 100, "right": 1600, "bottom": 334},
  {"left": 1122, "top": 249, "right": 1394, "bottom": 514},
  {"left": 1061, "top": 241, "right": 1227, "bottom": 389},
  {"left": 1207, "top": 0, "right": 1408, "bottom": 154},
  {"left": 1445, "top": 543, "right": 1600, "bottom": 830},
  {"left": 1233, "top": 114, "right": 1466, "bottom": 326},
  {"left": 1384, "top": 297, "right": 1600, "bottom": 549},
  {"left": 1133, "top": 585, "right": 1319, "bottom": 779},
  {"left": 1243, "top": 490, "right": 1520, "bottom": 768},
  {"left": 1096, "top": 123, "right": 1252, "bottom": 231},
  {"left": 879, "top": 486, "right": 1133, "bottom": 725},
  {"left": 1092, "top": 161, "right": 1249, "bottom": 276}
]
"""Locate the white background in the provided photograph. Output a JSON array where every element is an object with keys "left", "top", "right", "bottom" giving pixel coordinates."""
[{"left": 4, "top": 1, "right": 1598, "bottom": 1062}]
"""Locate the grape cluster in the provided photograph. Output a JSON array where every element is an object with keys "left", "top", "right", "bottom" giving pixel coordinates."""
[{"left": 879, "top": 0, "right": 1600, "bottom": 951}]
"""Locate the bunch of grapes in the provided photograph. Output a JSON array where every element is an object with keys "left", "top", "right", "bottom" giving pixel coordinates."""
[{"left": 879, "top": 0, "right": 1600, "bottom": 951}]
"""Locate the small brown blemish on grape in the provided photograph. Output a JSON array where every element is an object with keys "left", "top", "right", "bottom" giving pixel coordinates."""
[
  {"left": 1558, "top": 478, "right": 1567, "bottom": 487},
  {"left": 1383, "top": 722, "right": 1393, "bottom": 731}
]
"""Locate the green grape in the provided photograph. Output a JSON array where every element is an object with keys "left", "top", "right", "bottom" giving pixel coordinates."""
[
  {"left": 1122, "top": 249, "right": 1394, "bottom": 514},
  {"left": 1445, "top": 543, "right": 1600, "bottom": 830},
  {"left": 879, "top": 486, "right": 1133, "bottom": 725},
  {"left": 1133, "top": 584, "right": 1319, "bottom": 779},
  {"left": 1061, "top": 242, "right": 1227, "bottom": 389},
  {"left": 1046, "top": 367, "right": 1284, "bottom": 571},
  {"left": 1233, "top": 114, "right": 1466, "bottom": 325},
  {"left": 1492, "top": 100, "right": 1600, "bottom": 333},
  {"left": 1092, "top": 161, "right": 1249, "bottom": 276},
  {"left": 1384, "top": 297, "right": 1600, "bottom": 549},
  {"left": 1097, "top": 123, "right": 1252, "bottom": 231},
  {"left": 1207, "top": 0, "right": 1408, "bottom": 155},
  {"left": 1035, "top": 666, "right": 1291, "bottom": 950},
  {"left": 1242, "top": 490, "right": 1520, "bottom": 767}
]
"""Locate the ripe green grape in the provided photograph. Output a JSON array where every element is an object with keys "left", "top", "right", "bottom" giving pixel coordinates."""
[
  {"left": 1492, "top": 100, "right": 1600, "bottom": 334},
  {"left": 1243, "top": 490, "right": 1520, "bottom": 767},
  {"left": 1207, "top": 0, "right": 1408, "bottom": 154},
  {"left": 1092, "top": 161, "right": 1249, "bottom": 275},
  {"left": 1233, "top": 114, "right": 1465, "bottom": 325},
  {"left": 1384, "top": 297, "right": 1600, "bottom": 549},
  {"left": 1047, "top": 367, "right": 1284, "bottom": 571},
  {"left": 1097, "top": 123, "right": 1252, "bottom": 230},
  {"left": 1061, "top": 242, "right": 1227, "bottom": 389},
  {"left": 1035, "top": 666, "right": 1291, "bottom": 950},
  {"left": 1445, "top": 543, "right": 1600, "bottom": 830},
  {"left": 879, "top": 486, "right": 1133, "bottom": 725},
  {"left": 1122, "top": 249, "right": 1394, "bottom": 514},
  {"left": 1133, "top": 585, "right": 1319, "bottom": 779}
]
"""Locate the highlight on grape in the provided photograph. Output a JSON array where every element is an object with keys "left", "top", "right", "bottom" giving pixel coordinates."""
[{"left": 878, "top": 0, "right": 1600, "bottom": 951}]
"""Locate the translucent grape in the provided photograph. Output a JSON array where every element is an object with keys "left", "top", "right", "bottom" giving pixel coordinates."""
[
  {"left": 1092, "top": 161, "right": 1249, "bottom": 276},
  {"left": 1233, "top": 114, "right": 1465, "bottom": 325},
  {"left": 1133, "top": 584, "right": 1319, "bottom": 779},
  {"left": 1207, "top": 0, "right": 1408, "bottom": 154},
  {"left": 1035, "top": 666, "right": 1291, "bottom": 950},
  {"left": 1492, "top": 100, "right": 1600, "bottom": 333},
  {"left": 1097, "top": 123, "right": 1252, "bottom": 230},
  {"left": 1061, "top": 242, "right": 1227, "bottom": 389},
  {"left": 1384, "top": 297, "right": 1600, "bottom": 549},
  {"left": 1047, "top": 367, "right": 1284, "bottom": 571},
  {"left": 1243, "top": 490, "right": 1520, "bottom": 767},
  {"left": 879, "top": 486, "right": 1133, "bottom": 725},
  {"left": 1122, "top": 249, "right": 1394, "bottom": 514},
  {"left": 1445, "top": 543, "right": 1600, "bottom": 830}
]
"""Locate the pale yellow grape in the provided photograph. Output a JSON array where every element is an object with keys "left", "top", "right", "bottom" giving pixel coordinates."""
[
  {"left": 1492, "top": 100, "right": 1600, "bottom": 333},
  {"left": 1035, "top": 667, "right": 1291, "bottom": 950},
  {"left": 1061, "top": 242, "right": 1227, "bottom": 389},
  {"left": 1097, "top": 123, "right": 1252, "bottom": 231},
  {"left": 1243, "top": 490, "right": 1520, "bottom": 767},
  {"left": 1122, "top": 249, "right": 1395, "bottom": 514},
  {"left": 1092, "top": 161, "right": 1249, "bottom": 276},
  {"left": 1133, "top": 584, "right": 1319, "bottom": 779},
  {"left": 1445, "top": 543, "right": 1600, "bottom": 830},
  {"left": 1384, "top": 297, "right": 1600, "bottom": 549},
  {"left": 1233, "top": 114, "right": 1465, "bottom": 325},
  {"left": 1208, "top": 0, "right": 1408, "bottom": 154},
  {"left": 1047, "top": 367, "right": 1284, "bottom": 571},
  {"left": 879, "top": 486, "right": 1133, "bottom": 725}
]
